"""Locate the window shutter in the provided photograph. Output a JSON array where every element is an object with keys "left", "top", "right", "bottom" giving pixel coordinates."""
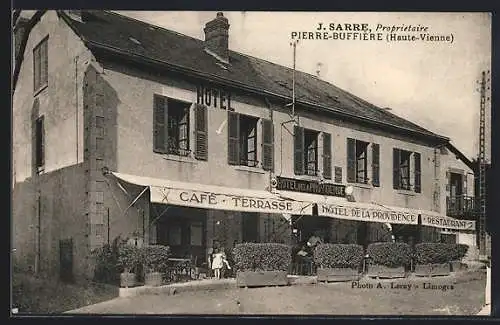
[
  {"left": 322, "top": 133, "right": 332, "bottom": 179},
  {"left": 347, "top": 138, "right": 355, "bottom": 182},
  {"left": 33, "top": 46, "right": 40, "bottom": 91},
  {"left": 41, "top": 40, "right": 48, "bottom": 86},
  {"left": 228, "top": 111, "right": 240, "bottom": 165},
  {"left": 393, "top": 148, "right": 400, "bottom": 189},
  {"left": 40, "top": 116, "right": 45, "bottom": 167},
  {"left": 445, "top": 171, "right": 450, "bottom": 192},
  {"left": 414, "top": 152, "right": 421, "bottom": 193},
  {"left": 153, "top": 95, "right": 167, "bottom": 153},
  {"left": 261, "top": 119, "right": 274, "bottom": 171},
  {"left": 194, "top": 104, "right": 208, "bottom": 160},
  {"left": 372, "top": 143, "right": 380, "bottom": 187},
  {"left": 294, "top": 126, "right": 304, "bottom": 175}
]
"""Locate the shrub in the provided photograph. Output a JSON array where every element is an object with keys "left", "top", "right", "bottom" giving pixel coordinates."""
[
  {"left": 141, "top": 245, "right": 171, "bottom": 273},
  {"left": 313, "top": 244, "right": 364, "bottom": 269},
  {"left": 233, "top": 243, "right": 291, "bottom": 272},
  {"left": 367, "top": 242, "right": 411, "bottom": 268},
  {"left": 414, "top": 243, "right": 469, "bottom": 264},
  {"left": 451, "top": 244, "right": 469, "bottom": 261},
  {"left": 91, "top": 236, "right": 122, "bottom": 285},
  {"left": 116, "top": 240, "right": 141, "bottom": 273}
]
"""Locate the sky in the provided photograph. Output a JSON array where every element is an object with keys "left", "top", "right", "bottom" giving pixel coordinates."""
[
  {"left": 18, "top": 10, "right": 492, "bottom": 160},
  {"left": 115, "top": 11, "right": 491, "bottom": 161}
]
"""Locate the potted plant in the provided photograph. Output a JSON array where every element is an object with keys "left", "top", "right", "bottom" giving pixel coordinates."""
[
  {"left": 366, "top": 242, "right": 411, "bottom": 279},
  {"left": 142, "top": 245, "right": 171, "bottom": 287},
  {"left": 314, "top": 244, "right": 364, "bottom": 282},
  {"left": 233, "top": 243, "right": 290, "bottom": 288},
  {"left": 414, "top": 243, "right": 453, "bottom": 277},
  {"left": 117, "top": 240, "right": 141, "bottom": 288}
]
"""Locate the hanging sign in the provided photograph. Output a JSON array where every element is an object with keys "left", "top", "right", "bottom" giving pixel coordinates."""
[
  {"left": 317, "top": 203, "right": 419, "bottom": 225},
  {"left": 276, "top": 176, "right": 346, "bottom": 197},
  {"left": 149, "top": 186, "right": 312, "bottom": 215},
  {"left": 420, "top": 213, "right": 476, "bottom": 231}
]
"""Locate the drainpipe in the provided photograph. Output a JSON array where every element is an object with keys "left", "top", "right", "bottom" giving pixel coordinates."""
[{"left": 75, "top": 55, "right": 79, "bottom": 163}]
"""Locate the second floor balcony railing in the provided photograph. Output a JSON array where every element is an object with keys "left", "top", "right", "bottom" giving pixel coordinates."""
[{"left": 446, "top": 195, "right": 476, "bottom": 218}]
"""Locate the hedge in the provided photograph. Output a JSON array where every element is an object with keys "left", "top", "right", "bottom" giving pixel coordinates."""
[
  {"left": 116, "top": 240, "right": 141, "bottom": 273},
  {"left": 233, "top": 243, "right": 291, "bottom": 272},
  {"left": 367, "top": 242, "right": 411, "bottom": 268},
  {"left": 140, "top": 245, "right": 171, "bottom": 273},
  {"left": 414, "top": 243, "right": 469, "bottom": 264},
  {"left": 313, "top": 244, "right": 364, "bottom": 269}
]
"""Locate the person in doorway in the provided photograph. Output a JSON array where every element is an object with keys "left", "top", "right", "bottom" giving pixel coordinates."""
[{"left": 211, "top": 248, "right": 225, "bottom": 280}]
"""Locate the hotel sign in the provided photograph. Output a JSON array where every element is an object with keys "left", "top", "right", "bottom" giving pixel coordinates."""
[
  {"left": 318, "top": 203, "right": 419, "bottom": 225},
  {"left": 196, "top": 85, "right": 234, "bottom": 110},
  {"left": 276, "top": 176, "right": 346, "bottom": 197},
  {"left": 150, "top": 186, "right": 313, "bottom": 215}
]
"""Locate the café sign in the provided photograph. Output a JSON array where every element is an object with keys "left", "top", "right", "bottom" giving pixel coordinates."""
[
  {"left": 318, "top": 203, "right": 419, "bottom": 225},
  {"left": 276, "top": 176, "right": 346, "bottom": 197},
  {"left": 150, "top": 186, "right": 312, "bottom": 215}
]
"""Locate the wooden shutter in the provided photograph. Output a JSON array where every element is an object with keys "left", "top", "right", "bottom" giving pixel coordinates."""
[
  {"left": 322, "top": 133, "right": 332, "bottom": 179},
  {"left": 261, "top": 119, "right": 274, "bottom": 171},
  {"left": 194, "top": 104, "right": 208, "bottom": 160},
  {"left": 294, "top": 125, "right": 304, "bottom": 175},
  {"left": 414, "top": 152, "right": 421, "bottom": 193},
  {"left": 33, "top": 46, "right": 40, "bottom": 91},
  {"left": 346, "top": 138, "right": 356, "bottom": 183},
  {"left": 393, "top": 148, "right": 400, "bottom": 189},
  {"left": 36, "top": 116, "right": 45, "bottom": 167},
  {"left": 372, "top": 143, "right": 380, "bottom": 187},
  {"left": 41, "top": 40, "right": 48, "bottom": 86},
  {"left": 228, "top": 111, "right": 240, "bottom": 165},
  {"left": 153, "top": 95, "right": 167, "bottom": 153}
]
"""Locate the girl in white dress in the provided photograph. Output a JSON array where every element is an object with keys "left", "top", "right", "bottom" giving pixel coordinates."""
[{"left": 211, "top": 248, "right": 224, "bottom": 279}]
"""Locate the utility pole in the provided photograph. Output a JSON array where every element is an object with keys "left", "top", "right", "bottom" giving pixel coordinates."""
[
  {"left": 477, "top": 70, "right": 490, "bottom": 257},
  {"left": 288, "top": 39, "right": 299, "bottom": 118}
]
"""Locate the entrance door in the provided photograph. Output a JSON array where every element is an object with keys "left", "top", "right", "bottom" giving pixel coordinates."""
[
  {"left": 242, "top": 212, "right": 259, "bottom": 243},
  {"left": 59, "top": 238, "right": 74, "bottom": 283}
]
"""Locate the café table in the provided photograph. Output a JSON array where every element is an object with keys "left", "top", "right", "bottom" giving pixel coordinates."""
[{"left": 166, "top": 257, "right": 194, "bottom": 282}]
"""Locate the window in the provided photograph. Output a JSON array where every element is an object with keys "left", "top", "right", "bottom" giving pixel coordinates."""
[
  {"left": 239, "top": 115, "right": 258, "bottom": 167},
  {"left": 347, "top": 139, "right": 379, "bottom": 185},
  {"left": 33, "top": 37, "right": 48, "bottom": 93},
  {"left": 35, "top": 115, "right": 45, "bottom": 170},
  {"left": 294, "top": 126, "right": 324, "bottom": 176},
  {"left": 393, "top": 148, "right": 421, "bottom": 192},
  {"left": 228, "top": 112, "right": 273, "bottom": 169},
  {"left": 153, "top": 95, "right": 191, "bottom": 156}
]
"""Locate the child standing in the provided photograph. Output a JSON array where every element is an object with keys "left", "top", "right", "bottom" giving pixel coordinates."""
[{"left": 211, "top": 248, "right": 224, "bottom": 279}]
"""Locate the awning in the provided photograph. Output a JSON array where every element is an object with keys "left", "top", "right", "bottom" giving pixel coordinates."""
[
  {"left": 420, "top": 210, "right": 476, "bottom": 231},
  {"left": 111, "top": 172, "right": 313, "bottom": 215}
]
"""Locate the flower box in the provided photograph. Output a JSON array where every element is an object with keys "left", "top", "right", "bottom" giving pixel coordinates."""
[
  {"left": 414, "top": 263, "right": 450, "bottom": 277},
  {"left": 145, "top": 271, "right": 163, "bottom": 287},
  {"left": 236, "top": 270, "right": 288, "bottom": 288},
  {"left": 120, "top": 271, "right": 137, "bottom": 288},
  {"left": 317, "top": 267, "right": 360, "bottom": 282},
  {"left": 449, "top": 260, "right": 467, "bottom": 272},
  {"left": 366, "top": 264, "right": 406, "bottom": 279}
]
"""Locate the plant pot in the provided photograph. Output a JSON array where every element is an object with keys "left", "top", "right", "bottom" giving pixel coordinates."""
[
  {"left": 120, "top": 271, "right": 137, "bottom": 288},
  {"left": 317, "top": 267, "right": 360, "bottom": 282},
  {"left": 415, "top": 263, "right": 450, "bottom": 277},
  {"left": 236, "top": 270, "right": 288, "bottom": 288},
  {"left": 450, "top": 260, "right": 465, "bottom": 272},
  {"left": 145, "top": 271, "right": 163, "bottom": 287},
  {"left": 366, "top": 264, "right": 406, "bottom": 279}
]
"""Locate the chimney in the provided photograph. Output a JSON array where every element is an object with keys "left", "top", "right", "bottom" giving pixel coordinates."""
[
  {"left": 13, "top": 17, "right": 30, "bottom": 61},
  {"left": 204, "top": 12, "right": 230, "bottom": 63}
]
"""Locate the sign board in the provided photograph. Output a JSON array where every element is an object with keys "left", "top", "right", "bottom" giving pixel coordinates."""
[
  {"left": 196, "top": 85, "right": 234, "bottom": 110},
  {"left": 317, "top": 203, "right": 419, "bottom": 225},
  {"left": 276, "top": 176, "right": 346, "bottom": 197},
  {"left": 421, "top": 213, "right": 476, "bottom": 231},
  {"left": 150, "top": 186, "right": 313, "bottom": 215}
]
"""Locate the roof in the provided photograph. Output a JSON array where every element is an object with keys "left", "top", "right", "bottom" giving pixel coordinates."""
[
  {"left": 445, "top": 142, "right": 475, "bottom": 172},
  {"left": 17, "top": 10, "right": 450, "bottom": 143}
]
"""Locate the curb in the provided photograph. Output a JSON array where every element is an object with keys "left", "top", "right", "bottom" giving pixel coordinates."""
[{"left": 119, "top": 278, "right": 237, "bottom": 298}]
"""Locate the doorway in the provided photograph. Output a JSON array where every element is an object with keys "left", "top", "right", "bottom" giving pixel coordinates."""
[{"left": 242, "top": 212, "right": 259, "bottom": 243}]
